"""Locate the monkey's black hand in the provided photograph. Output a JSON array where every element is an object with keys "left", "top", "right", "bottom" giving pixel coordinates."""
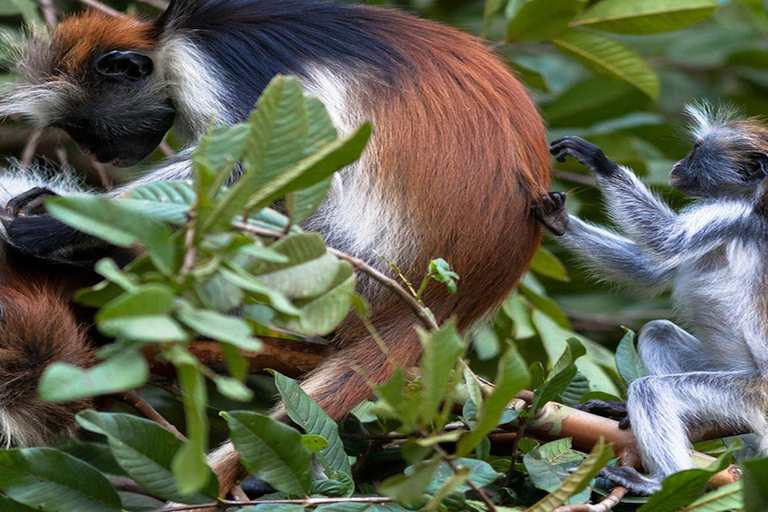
[
  {"left": 550, "top": 136, "right": 620, "bottom": 178},
  {"left": 595, "top": 466, "right": 661, "bottom": 496},
  {"left": 532, "top": 192, "right": 568, "bottom": 236},
  {"left": 576, "top": 399, "right": 628, "bottom": 418},
  {"left": 5, "top": 187, "right": 58, "bottom": 217}
]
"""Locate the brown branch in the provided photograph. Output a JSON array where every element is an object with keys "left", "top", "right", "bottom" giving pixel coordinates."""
[
  {"left": 553, "top": 486, "right": 627, "bottom": 512},
  {"left": 38, "top": 0, "right": 57, "bottom": 28},
  {"left": 232, "top": 221, "right": 438, "bottom": 331},
  {"left": 73, "top": 0, "right": 121, "bottom": 17},
  {"left": 20, "top": 129, "right": 43, "bottom": 170},
  {"left": 118, "top": 390, "right": 187, "bottom": 441}
]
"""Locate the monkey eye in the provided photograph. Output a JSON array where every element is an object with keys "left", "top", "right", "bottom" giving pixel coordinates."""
[{"left": 94, "top": 50, "right": 154, "bottom": 82}]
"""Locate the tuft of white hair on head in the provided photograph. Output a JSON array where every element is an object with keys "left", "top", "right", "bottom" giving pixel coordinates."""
[{"left": 684, "top": 101, "right": 744, "bottom": 143}]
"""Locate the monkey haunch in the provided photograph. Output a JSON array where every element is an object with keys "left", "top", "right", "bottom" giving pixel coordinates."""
[
  {"left": 1, "top": 0, "right": 551, "bottom": 495},
  {"left": 538, "top": 105, "right": 768, "bottom": 495}
]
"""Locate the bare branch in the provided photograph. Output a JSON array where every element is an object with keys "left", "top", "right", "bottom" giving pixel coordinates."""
[{"left": 118, "top": 390, "right": 187, "bottom": 441}]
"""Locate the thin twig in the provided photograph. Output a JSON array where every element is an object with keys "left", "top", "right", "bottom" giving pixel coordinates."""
[
  {"left": 180, "top": 210, "right": 198, "bottom": 275},
  {"left": 119, "top": 391, "right": 187, "bottom": 441},
  {"left": 503, "top": 416, "right": 528, "bottom": 490},
  {"left": 553, "top": 486, "right": 627, "bottom": 512},
  {"left": 432, "top": 444, "right": 497, "bottom": 512},
  {"left": 159, "top": 141, "right": 175, "bottom": 157},
  {"left": 233, "top": 221, "right": 439, "bottom": 331},
  {"left": 93, "top": 162, "right": 113, "bottom": 191},
  {"left": 38, "top": 0, "right": 57, "bottom": 28},
  {"left": 156, "top": 496, "right": 395, "bottom": 512},
  {"left": 136, "top": 0, "right": 169, "bottom": 10},
  {"left": 74, "top": 0, "right": 121, "bottom": 17},
  {"left": 20, "top": 129, "right": 43, "bottom": 170}
]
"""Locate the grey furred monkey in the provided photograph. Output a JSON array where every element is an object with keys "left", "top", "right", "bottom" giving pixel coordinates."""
[{"left": 533, "top": 104, "right": 768, "bottom": 495}]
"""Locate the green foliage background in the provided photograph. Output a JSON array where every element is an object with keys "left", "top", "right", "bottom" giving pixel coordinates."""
[{"left": 1, "top": 0, "right": 768, "bottom": 511}]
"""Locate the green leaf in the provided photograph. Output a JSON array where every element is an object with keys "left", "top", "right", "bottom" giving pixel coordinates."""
[
  {"left": 738, "top": 457, "right": 767, "bottom": 512},
  {"left": 519, "top": 281, "right": 569, "bottom": 328},
  {"left": 96, "top": 285, "right": 187, "bottom": 342},
  {"left": 119, "top": 180, "right": 196, "bottom": 224},
  {"left": 639, "top": 445, "right": 738, "bottom": 512},
  {"left": 524, "top": 439, "right": 590, "bottom": 505},
  {"left": 531, "top": 337, "right": 586, "bottom": 413},
  {"left": 552, "top": 29, "right": 660, "bottom": 98},
  {"left": 616, "top": 328, "right": 644, "bottom": 385},
  {"left": 527, "top": 439, "right": 614, "bottom": 511},
  {"left": 482, "top": 0, "right": 503, "bottom": 36},
  {"left": 225, "top": 411, "right": 312, "bottom": 496},
  {"left": 8, "top": 0, "right": 42, "bottom": 26},
  {"left": 424, "top": 458, "right": 502, "bottom": 494},
  {"left": 177, "top": 308, "right": 261, "bottom": 351},
  {"left": 379, "top": 459, "right": 439, "bottom": 507},
  {"left": 39, "top": 349, "right": 148, "bottom": 402},
  {"left": 0, "top": 448, "right": 122, "bottom": 512},
  {"left": 418, "top": 321, "right": 466, "bottom": 426},
  {"left": 530, "top": 248, "right": 569, "bottom": 282},
  {"left": 506, "top": 0, "right": 587, "bottom": 42},
  {"left": 245, "top": 123, "right": 372, "bottom": 211},
  {"left": 167, "top": 347, "right": 210, "bottom": 495},
  {"left": 46, "top": 195, "right": 177, "bottom": 274},
  {"left": 680, "top": 480, "right": 743, "bottom": 511},
  {"left": 428, "top": 259, "right": 460, "bottom": 294},
  {"left": 457, "top": 344, "right": 530, "bottom": 455},
  {"left": 0, "top": 494, "right": 37, "bottom": 511},
  {"left": 271, "top": 371, "right": 352, "bottom": 476},
  {"left": 76, "top": 411, "right": 218, "bottom": 503},
  {"left": 573, "top": 0, "right": 718, "bottom": 34},
  {"left": 314, "top": 503, "right": 410, "bottom": 512}
]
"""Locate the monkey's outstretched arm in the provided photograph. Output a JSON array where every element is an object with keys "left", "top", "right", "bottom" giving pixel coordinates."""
[
  {"left": 533, "top": 192, "right": 672, "bottom": 292},
  {"left": 550, "top": 137, "right": 755, "bottom": 263}
]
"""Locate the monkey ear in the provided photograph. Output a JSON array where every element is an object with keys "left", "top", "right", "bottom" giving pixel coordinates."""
[{"left": 95, "top": 51, "right": 154, "bottom": 82}]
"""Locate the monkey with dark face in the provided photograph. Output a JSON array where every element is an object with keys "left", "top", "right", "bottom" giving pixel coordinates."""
[
  {"left": 533, "top": 104, "right": 768, "bottom": 495},
  {"left": 1, "top": 0, "right": 551, "bottom": 495}
]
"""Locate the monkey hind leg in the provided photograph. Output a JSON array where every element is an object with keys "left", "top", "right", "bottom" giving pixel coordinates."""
[
  {"left": 596, "top": 466, "right": 661, "bottom": 496},
  {"left": 627, "top": 370, "right": 765, "bottom": 489},
  {"left": 637, "top": 320, "right": 712, "bottom": 375}
]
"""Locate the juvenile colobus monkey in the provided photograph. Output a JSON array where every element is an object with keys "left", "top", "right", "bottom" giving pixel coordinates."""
[
  {"left": 0, "top": 0, "right": 550, "bottom": 493},
  {"left": 533, "top": 104, "right": 768, "bottom": 495}
]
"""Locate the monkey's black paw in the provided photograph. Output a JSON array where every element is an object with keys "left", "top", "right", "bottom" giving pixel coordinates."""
[
  {"left": 549, "top": 136, "right": 619, "bottom": 178},
  {"left": 240, "top": 475, "right": 276, "bottom": 498},
  {"left": 532, "top": 192, "right": 568, "bottom": 236},
  {"left": 576, "top": 399, "right": 628, "bottom": 419},
  {"left": 596, "top": 466, "right": 661, "bottom": 496},
  {"left": 5, "top": 187, "right": 58, "bottom": 218}
]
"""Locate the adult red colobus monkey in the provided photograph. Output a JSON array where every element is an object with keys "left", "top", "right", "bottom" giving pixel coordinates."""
[{"left": 1, "top": 0, "right": 550, "bottom": 493}]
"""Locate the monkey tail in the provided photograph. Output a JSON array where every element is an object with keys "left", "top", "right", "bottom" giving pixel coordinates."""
[{"left": 0, "top": 273, "right": 93, "bottom": 448}]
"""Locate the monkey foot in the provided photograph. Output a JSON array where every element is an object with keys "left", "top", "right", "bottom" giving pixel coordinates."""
[
  {"left": 532, "top": 191, "right": 568, "bottom": 236},
  {"left": 596, "top": 466, "right": 661, "bottom": 496},
  {"left": 549, "top": 136, "right": 619, "bottom": 177}
]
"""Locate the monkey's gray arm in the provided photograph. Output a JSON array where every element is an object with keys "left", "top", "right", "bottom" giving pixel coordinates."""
[
  {"left": 559, "top": 215, "right": 673, "bottom": 293},
  {"left": 551, "top": 137, "right": 754, "bottom": 263}
]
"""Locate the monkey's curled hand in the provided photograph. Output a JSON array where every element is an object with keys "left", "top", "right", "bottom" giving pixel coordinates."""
[
  {"left": 550, "top": 136, "right": 620, "bottom": 178},
  {"left": 532, "top": 192, "right": 568, "bottom": 236}
]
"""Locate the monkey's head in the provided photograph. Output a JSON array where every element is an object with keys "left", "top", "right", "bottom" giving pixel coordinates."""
[
  {"left": 1, "top": 12, "right": 174, "bottom": 167},
  {"left": 670, "top": 104, "right": 768, "bottom": 198}
]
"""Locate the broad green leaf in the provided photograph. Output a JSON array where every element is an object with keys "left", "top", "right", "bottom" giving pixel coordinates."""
[
  {"left": 219, "top": 266, "right": 299, "bottom": 316},
  {"left": 616, "top": 328, "right": 644, "bottom": 385},
  {"left": 530, "top": 247, "right": 569, "bottom": 282},
  {"left": 541, "top": 78, "right": 649, "bottom": 128},
  {"left": 639, "top": 445, "right": 738, "bottom": 512},
  {"left": 177, "top": 308, "right": 261, "bottom": 351},
  {"left": 273, "top": 262, "right": 355, "bottom": 336},
  {"left": 271, "top": 371, "right": 352, "bottom": 477},
  {"left": 424, "top": 458, "right": 502, "bottom": 494},
  {"left": 527, "top": 439, "right": 614, "bottom": 512},
  {"left": 374, "top": 368, "right": 421, "bottom": 431},
  {"left": 573, "top": 0, "right": 718, "bottom": 35},
  {"left": 530, "top": 337, "right": 586, "bottom": 413},
  {"left": 680, "top": 480, "right": 743, "bottom": 511},
  {"left": 314, "top": 503, "right": 410, "bottom": 512},
  {"left": 225, "top": 411, "right": 312, "bottom": 497},
  {"left": 300, "top": 435, "right": 328, "bottom": 454},
  {"left": 524, "top": 439, "right": 590, "bottom": 505},
  {"left": 119, "top": 180, "right": 196, "bottom": 224},
  {"left": 519, "top": 281, "right": 569, "bottom": 328},
  {"left": 46, "top": 195, "right": 177, "bottom": 274},
  {"left": 96, "top": 285, "right": 187, "bottom": 342},
  {"left": 0, "top": 494, "right": 37, "bottom": 511},
  {"left": 560, "top": 372, "right": 590, "bottom": 407},
  {"left": 8, "top": 0, "right": 41, "bottom": 25},
  {"left": 482, "top": 0, "right": 503, "bottom": 36},
  {"left": 213, "top": 375, "right": 254, "bottom": 402},
  {"left": 457, "top": 344, "right": 530, "bottom": 455},
  {"left": 0, "top": 448, "right": 121, "bottom": 512},
  {"left": 39, "top": 349, "right": 148, "bottom": 402},
  {"left": 418, "top": 321, "right": 465, "bottom": 426},
  {"left": 505, "top": 0, "right": 587, "bottom": 42},
  {"left": 76, "top": 411, "right": 218, "bottom": 503},
  {"left": 379, "top": 459, "right": 439, "bottom": 507},
  {"left": 245, "top": 123, "right": 371, "bottom": 211},
  {"left": 738, "top": 457, "right": 768, "bottom": 512},
  {"left": 552, "top": 29, "right": 660, "bottom": 98}
]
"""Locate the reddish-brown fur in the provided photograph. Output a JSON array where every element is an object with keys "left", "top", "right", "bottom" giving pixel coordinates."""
[
  {"left": 0, "top": 251, "right": 94, "bottom": 446},
  {"left": 51, "top": 12, "right": 154, "bottom": 79}
]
